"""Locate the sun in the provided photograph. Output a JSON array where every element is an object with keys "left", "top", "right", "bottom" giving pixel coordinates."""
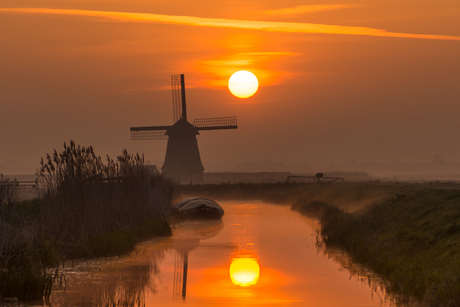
[{"left": 228, "top": 70, "right": 259, "bottom": 99}]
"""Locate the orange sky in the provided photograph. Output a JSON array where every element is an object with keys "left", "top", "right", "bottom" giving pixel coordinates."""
[{"left": 1, "top": 0, "right": 460, "bottom": 176}]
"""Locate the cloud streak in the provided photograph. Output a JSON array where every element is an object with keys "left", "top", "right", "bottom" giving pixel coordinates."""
[
  {"left": 258, "top": 4, "right": 358, "bottom": 16},
  {"left": 1, "top": 7, "right": 460, "bottom": 41}
]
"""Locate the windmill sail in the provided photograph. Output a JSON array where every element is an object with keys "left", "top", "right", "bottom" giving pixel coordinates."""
[
  {"left": 193, "top": 116, "right": 238, "bottom": 130},
  {"left": 130, "top": 126, "right": 170, "bottom": 140},
  {"left": 171, "top": 74, "right": 187, "bottom": 122}
]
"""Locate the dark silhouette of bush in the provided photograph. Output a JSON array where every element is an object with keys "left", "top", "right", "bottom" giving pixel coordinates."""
[
  {"left": 37, "top": 140, "right": 174, "bottom": 257},
  {"left": 0, "top": 141, "right": 175, "bottom": 301}
]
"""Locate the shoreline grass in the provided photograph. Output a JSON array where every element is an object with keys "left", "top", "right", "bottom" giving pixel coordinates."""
[
  {"left": 88, "top": 219, "right": 171, "bottom": 257},
  {"left": 299, "top": 188, "right": 460, "bottom": 306}
]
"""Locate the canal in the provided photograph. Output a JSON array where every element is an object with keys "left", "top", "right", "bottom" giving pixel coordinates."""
[{"left": 46, "top": 201, "right": 397, "bottom": 306}]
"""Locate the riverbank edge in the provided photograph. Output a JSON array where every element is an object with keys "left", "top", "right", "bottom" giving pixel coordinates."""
[
  {"left": 0, "top": 198, "right": 173, "bottom": 302},
  {"left": 293, "top": 190, "right": 460, "bottom": 307},
  {"left": 1, "top": 143, "right": 177, "bottom": 302},
  {"left": 180, "top": 182, "right": 460, "bottom": 307}
]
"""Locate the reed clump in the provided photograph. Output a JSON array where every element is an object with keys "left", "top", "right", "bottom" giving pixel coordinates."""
[
  {"left": 0, "top": 141, "right": 175, "bottom": 301},
  {"left": 37, "top": 140, "right": 174, "bottom": 257}
]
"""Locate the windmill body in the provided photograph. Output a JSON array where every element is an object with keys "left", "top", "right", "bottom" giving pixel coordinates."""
[
  {"left": 163, "top": 118, "right": 204, "bottom": 182},
  {"left": 130, "top": 74, "right": 237, "bottom": 183}
]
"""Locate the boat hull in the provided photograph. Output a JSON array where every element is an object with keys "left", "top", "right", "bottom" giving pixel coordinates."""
[{"left": 174, "top": 198, "right": 224, "bottom": 219}]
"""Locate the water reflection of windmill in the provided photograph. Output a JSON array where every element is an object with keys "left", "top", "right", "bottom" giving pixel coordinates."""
[
  {"left": 172, "top": 220, "right": 236, "bottom": 300},
  {"left": 130, "top": 74, "right": 238, "bottom": 183}
]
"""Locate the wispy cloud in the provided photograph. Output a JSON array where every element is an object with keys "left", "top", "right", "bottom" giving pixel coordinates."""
[
  {"left": 202, "top": 59, "right": 253, "bottom": 67},
  {"left": 1, "top": 7, "right": 460, "bottom": 41},
  {"left": 258, "top": 4, "right": 358, "bottom": 16},
  {"left": 237, "top": 52, "right": 299, "bottom": 57}
]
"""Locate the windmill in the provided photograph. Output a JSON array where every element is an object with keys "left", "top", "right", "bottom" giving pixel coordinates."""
[{"left": 130, "top": 74, "right": 238, "bottom": 183}]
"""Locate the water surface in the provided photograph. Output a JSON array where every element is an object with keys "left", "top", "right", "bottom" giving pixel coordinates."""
[{"left": 48, "top": 201, "right": 395, "bottom": 306}]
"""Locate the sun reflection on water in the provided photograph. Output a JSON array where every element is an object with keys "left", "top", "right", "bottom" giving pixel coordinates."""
[{"left": 229, "top": 255, "right": 260, "bottom": 287}]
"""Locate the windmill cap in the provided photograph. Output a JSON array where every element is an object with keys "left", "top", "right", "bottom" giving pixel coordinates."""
[{"left": 166, "top": 118, "right": 199, "bottom": 137}]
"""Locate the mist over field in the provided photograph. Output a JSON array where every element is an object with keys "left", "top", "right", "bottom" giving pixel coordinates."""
[{"left": 5, "top": 154, "right": 460, "bottom": 183}]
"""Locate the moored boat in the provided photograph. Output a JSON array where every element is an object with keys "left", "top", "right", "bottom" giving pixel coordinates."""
[{"left": 174, "top": 197, "right": 224, "bottom": 219}]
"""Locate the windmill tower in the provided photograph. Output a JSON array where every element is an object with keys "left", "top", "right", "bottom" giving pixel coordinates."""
[{"left": 130, "top": 74, "right": 237, "bottom": 183}]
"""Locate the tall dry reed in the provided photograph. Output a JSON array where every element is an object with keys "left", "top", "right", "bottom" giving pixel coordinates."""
[
  {"left": 1, "top": 141, "right": 175, "bottom": 301},
  {"left": 37, "top": 140, "right": 175, "bottom": 257}
]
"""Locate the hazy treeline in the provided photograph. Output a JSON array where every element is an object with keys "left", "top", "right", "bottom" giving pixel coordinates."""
[{"left": 0, "top": 141, "right": 175, "bottom": 301}]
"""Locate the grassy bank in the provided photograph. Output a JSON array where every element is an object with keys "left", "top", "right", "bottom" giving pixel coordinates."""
[
  {"left": 0, "top": 142, "right": 175, "bottom": 301},
  {"left": 182, "top": 181, "right": 460, "bottom": 306},
  {"left": 295, "top": 188, "right": 460, "bottom": 306}
]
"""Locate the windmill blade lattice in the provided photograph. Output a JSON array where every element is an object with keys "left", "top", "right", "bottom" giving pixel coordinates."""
[
  {"left": 171, "top": 75, "right": 184, "bottom": 123},
  {"left": 193, "top": 116, "right": 237, "bottom": 130},
  {"left": 130, "top": 128, "right": 169, "bottom": 140}
]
